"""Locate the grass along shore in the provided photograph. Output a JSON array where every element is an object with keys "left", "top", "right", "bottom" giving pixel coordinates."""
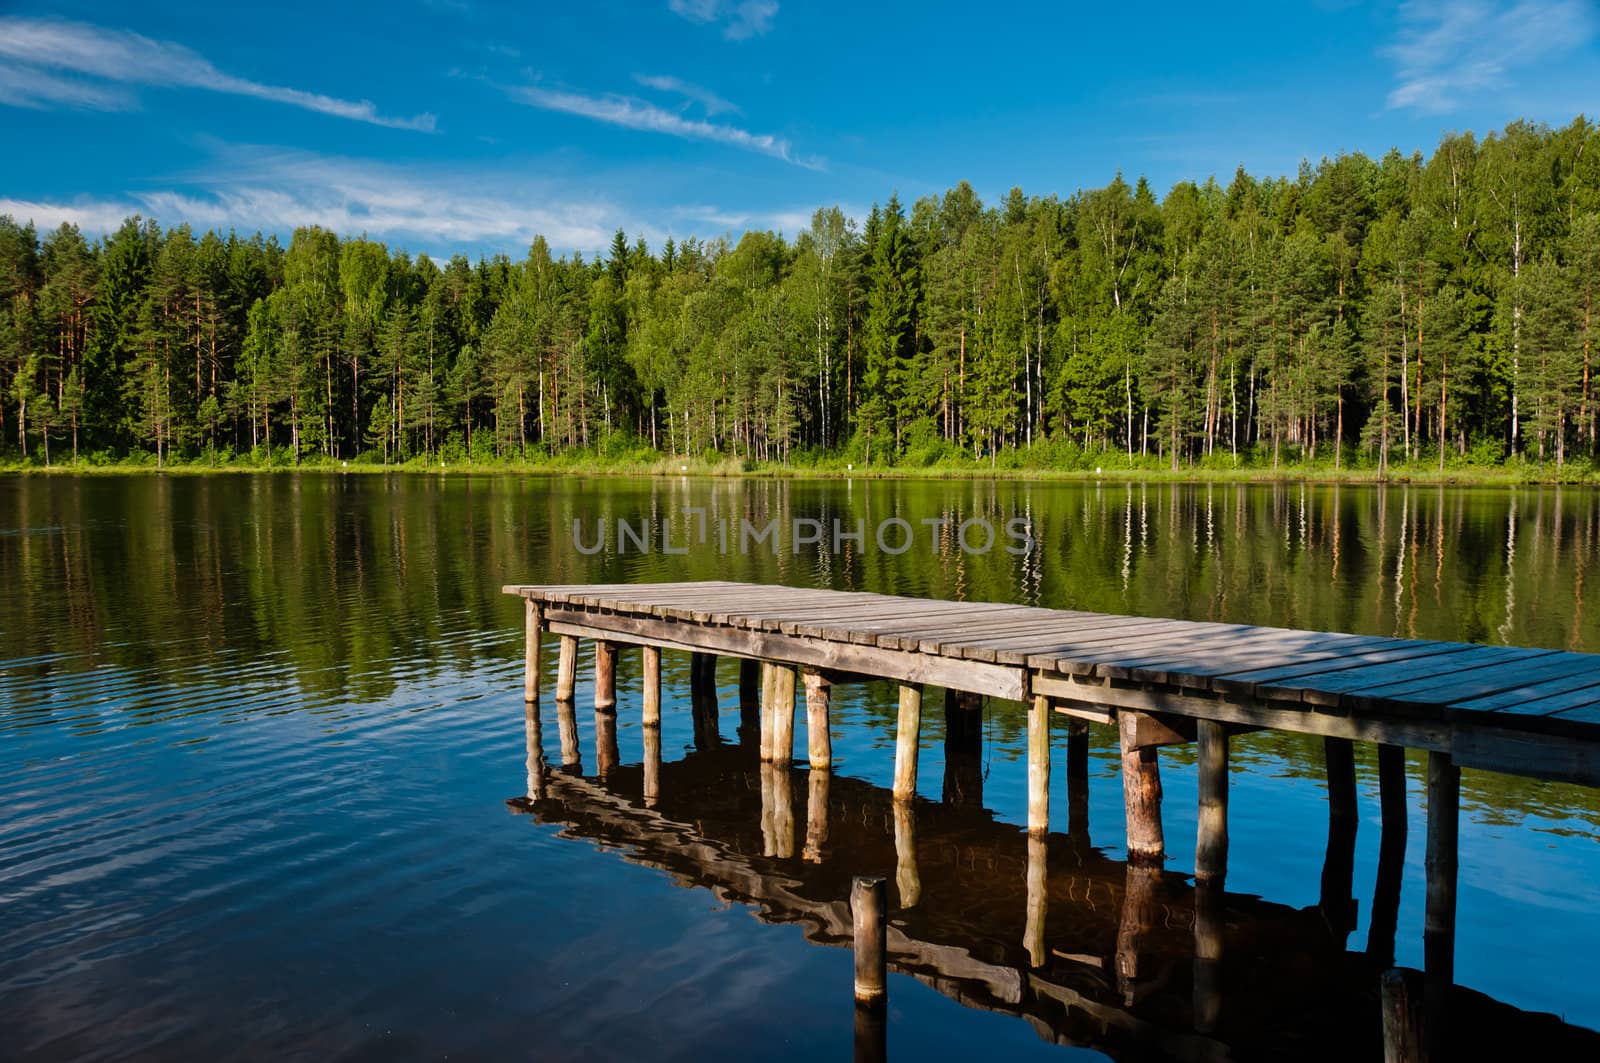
[{"left": 3, "top": 446, "right": 1598, "bottom": 485}]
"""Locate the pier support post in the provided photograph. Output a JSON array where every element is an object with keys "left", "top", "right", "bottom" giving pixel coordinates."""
[
  {"left": 739, "top": 658, "right": 761, "bottom": 745},
  {"left": 766, "top": 665, "right": 796, "bottom": 764},
  {"left": 1028, "top": 695, "right": 1051, "bottom": 835},
  {"left": 1025, "top": 833, "right": 1048, "bottom": 967},
  {"left": 893, "top": 800, "right": 920, "bottom": 908},
  {"left": 555, "top": 635, "right": 578, "bottom": 702},
  {"left": 1322, "top": 736, "right": 1359, "bottom": 943},
  {"left": 1196, "top": 719, "right": 1229, "bottom": 885},
  {"left": 690, "top": 652, "right": 715, "bottom": 700},
  {"left": 556, "top": 697, "right": 581, "bottom": 770},
  {"left": 1067, "top": 718, "right": 1090, "bottom": 840},
  {"left": 1381, "top": 968, "right": 1426, "bottom": 1063},
  {"left": 804, "top": 765, "right": 830, "bottom": 863},
  {"left": 893, "top": 684, "right": 923, "bottom": 800},
  {"left": 523, "top": 698, "right": 546, "bottom": 801},
  {"left": 803, "top": 669, "right": 832, "bottom": 771},
  {"left": 523, "top": 600, "right": 541, "bottom": 702},
  {"left": 642, "top": 646, "right": 661, "bottom": 727},
  {"left": 1118, "top": 712, "right": 1165, "bottom": 865},
  {"left": 1424, "top": 751, "right": 1459, "bottom": 1052},
  {"left": 1368, "top": 744, "right": 1408, "bottom": 966},
  {"left": 759, "top": 663, "right": 775, "bottom": 761},
  {"left": 851, "top": 876, "right": 888, "bottom": 1008},
  {"left": 943, "top": 690, "right": 983, "bottom": 808},
  {"left": 593, "top": 641, "right": 617, "bottom": 711}
]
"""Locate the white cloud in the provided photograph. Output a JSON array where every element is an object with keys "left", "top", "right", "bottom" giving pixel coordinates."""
[
  {"left": 0, "top": 198, "right": 145, "bottom": 237},
  {"left": 668, "top": 0, "right": 778, "bottom": 41},
  {"left": 0, "top": 63, "right": 135, "bottom": 111},
  {"left": 0, "top": 149, "right": 618, "bottom": 254},
  {"left": 0, "top": 17, "right": 435, "bottom": 130},
  {"left": 510, "top": 82, "right": 821, "bottom": 168},
  {"left": 633, "top": 73, "right": 741, "bottom": 116},
  {"left": 1384, "top": 0, "right": 1599, "bottom": 113}
]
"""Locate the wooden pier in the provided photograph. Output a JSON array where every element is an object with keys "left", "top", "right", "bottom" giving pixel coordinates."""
[{"left": 505, "top": 579, "right": 1600, "bottom": 1053}]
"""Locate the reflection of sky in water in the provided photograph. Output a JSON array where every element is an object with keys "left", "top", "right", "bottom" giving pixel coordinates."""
[{"left": 2, "top": 475, "right": 1599, "bottom": 1055}]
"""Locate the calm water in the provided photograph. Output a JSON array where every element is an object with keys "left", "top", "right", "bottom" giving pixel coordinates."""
[{"left": 2, "top": 475, "right": 1599, "bottom": 1061}]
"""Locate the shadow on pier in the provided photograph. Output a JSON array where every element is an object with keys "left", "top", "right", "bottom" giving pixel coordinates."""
[{"left": 506, "top": 698, "right": 1599, "bottom": 1062}]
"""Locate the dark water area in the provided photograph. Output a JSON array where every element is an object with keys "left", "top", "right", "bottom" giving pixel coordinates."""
[{"left": 2, "top": 474, "right": 1599, "bottom": 1061}]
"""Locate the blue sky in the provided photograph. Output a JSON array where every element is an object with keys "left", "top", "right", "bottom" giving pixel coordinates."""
[{"left": 1, "top": 0, "right": 1598, "bottom": 259}]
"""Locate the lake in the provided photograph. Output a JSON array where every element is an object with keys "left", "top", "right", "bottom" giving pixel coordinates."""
[{"left": 2, "top": 474, "right": 1598, "bottom": 1060}]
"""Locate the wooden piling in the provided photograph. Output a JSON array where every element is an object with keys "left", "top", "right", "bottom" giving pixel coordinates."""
[
  {"left": 523, "top": 600, "right": 541, "bottom": 703},
  {"left": 758, "top": 663, "right": 776, "bottom": 761},
  {"left": 1027, "top": 695, "right": 1051, "bottom": 836},
  {"left": 1424, "top": 751, "right": 1460, "bottom": 1037},
  {"left": 555, "top": 634, "right": 577, "bottom": 702},
  {"left": 1024, "top": 833, "right": 1047, "bottom": 967},
  {"left": 851, "top": 875, "right": 888, "bottom": 1007},
  {"left": 594, "top": 640, "right": 617, "bottom": 711},
  {"left": 892, "top": 684, "right": 922, "bottom": 800},
  {"left": 739, "top": 657, "right": 760, "bottom": 744},
  {"left": 641, "top": 646, "right": 661, "bottom": 727},
  {"left": 1381, "top": 967, "right": 1426, "bottom": 1063},
  {"left": 1067, "top": 718, "right": 1089, "bottom": 840},
  {"left": 1118, "top": 712, "right": 1165, "bottom": 865},
  {"left": 1195, "top": 718, "right": 1229, "bottom": 885},
  {"left": 803, "top": 668, "right": 832, "bottom": 771},
  {"left": 770, "top": 665, "right": 796, "bottom": 764},
  {"left": 942, "top": 689, "right": 983, "bottom": 808},
  {"left": 690, "top": 652, "right": 714, "bottom": 698}
]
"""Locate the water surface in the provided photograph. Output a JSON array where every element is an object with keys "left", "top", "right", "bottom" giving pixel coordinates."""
[{"left": 2, "top": 475, "right": 1598, "bottom": 1060}]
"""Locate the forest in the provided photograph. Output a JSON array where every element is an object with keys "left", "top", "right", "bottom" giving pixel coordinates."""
[{"left": 2, "top": 117, "right": 1599, "bottom": 474}]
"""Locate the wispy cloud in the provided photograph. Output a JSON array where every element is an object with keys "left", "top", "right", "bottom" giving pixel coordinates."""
[
  {"left": 633, "top": 73, "right": 741, "bottom": 116},
  {"left": 1384, "top": 0, "right": 1599, "bottom": 113},
  {"left": 0, "top": 148, "right": 617, "bottom": 253},
  {"left": 668, "top": 0, "right": 778, "bottom": 41},
  {"left": 0, "top": 17, "right": 436, "bottom": 130},
  {"left": 510, "top": 82, "right": 821, "bottom": 168}
]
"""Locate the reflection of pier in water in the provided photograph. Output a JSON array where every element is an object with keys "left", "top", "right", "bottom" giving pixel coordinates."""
[{"left": 509, "top": 694, "right": 1599, "bottom": 1062}]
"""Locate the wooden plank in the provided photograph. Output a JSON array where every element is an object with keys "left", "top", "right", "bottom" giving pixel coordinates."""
[
  {"left": 1101, "top": 633, "right": 1404, "bottom": 687},
  {"left": 1209, "top": 640, "right": 1478, "bottom": 696},
  {"left": 542, "top": 613, "right": 1028, "bottom": 700},
  {"left": 919, "top": 614, "right": 1169, "bottom": 658},
  {"left": 1348, "top": 651, "right": 1600, "bottom": 713},
  {"left": 1449, "top": 669, "right": 1600, "bottom": 715},
  {"left": 1251, "top": 646, "right": 1558, "bottom": 710},
  {"left": 1031, "top": 672, "right": 1454, "bottom": 750}
]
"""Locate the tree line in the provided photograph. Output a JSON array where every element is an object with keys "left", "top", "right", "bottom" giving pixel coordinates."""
[{"left": 3, "top": 117, "right": 1599, "bottom": 471}]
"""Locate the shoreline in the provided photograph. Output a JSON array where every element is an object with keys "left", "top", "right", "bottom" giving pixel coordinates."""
[{"left": 3, "top": 457, "right": 1597, "bottom": 486}]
